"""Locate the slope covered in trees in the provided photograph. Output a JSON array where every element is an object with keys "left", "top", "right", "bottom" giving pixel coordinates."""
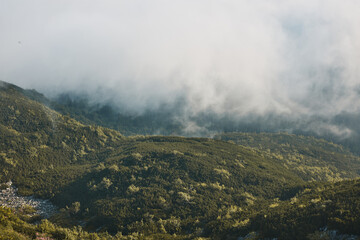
[
  {"left": 0, "top": 81, "right": 124, "bottom": 197},
  {"left": 215, "top": 132, "right": 360, "bottom": 181},
  {"left": 1, "top": 81, "right": 360, "bottom": 239},
  {"left": 228, "top": 179, "right": 360, "bottom": 240}
]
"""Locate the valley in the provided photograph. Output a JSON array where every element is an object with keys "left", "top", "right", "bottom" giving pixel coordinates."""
[{"left": 1, "top": 81, "right": 360, "bottom": 239}]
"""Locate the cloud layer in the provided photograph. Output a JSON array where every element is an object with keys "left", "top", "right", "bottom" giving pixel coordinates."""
[{"left": 1, "top": 0, "right": 360, "bottom": 132}]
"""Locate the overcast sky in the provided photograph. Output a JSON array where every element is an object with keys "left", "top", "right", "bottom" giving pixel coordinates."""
[{"left": 1, "top": 0, "right": 360, "bottom": 126}]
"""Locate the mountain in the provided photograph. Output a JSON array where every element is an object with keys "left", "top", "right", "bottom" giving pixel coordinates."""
[
  {"left": 0, "top": 80, "right": 124, "bottom": 197},
  {"left": 2, "top": 179, "right": 360, "bottom": 240},
  {"left": 47, "top": 91, "right": 360, "bottom": 155},
  {"left": 243, "top": 179, "right": 360, "bottom": 239},
  {"left": 210, "top": 178, "right": 360, "bottom": 240},
  {"left": 215, "top": 132, "right": 360, "bottom": 181},
  {"left": 1, "top": 81, "right": 360, "bottom": 239},
  {"left": 50, "top": 93, "right": 185, "bottom": 136}
]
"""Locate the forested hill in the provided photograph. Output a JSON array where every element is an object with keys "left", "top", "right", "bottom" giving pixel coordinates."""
[
  {"left": 1, "top": 81, "right": 360, "bottom": 239},
  {"left": 0, "top": 80, "right": 124, "bottom": 197},
  {"left": 215, "top": 132, "right": 360, "bottom": 181}
]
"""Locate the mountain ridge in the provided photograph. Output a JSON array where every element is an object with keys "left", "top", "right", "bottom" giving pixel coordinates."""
[{"left": 1, "top": 81, "right": 360, "bottom": 239}]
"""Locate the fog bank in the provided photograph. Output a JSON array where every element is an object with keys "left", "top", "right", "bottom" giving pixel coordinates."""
[{"left": 1, "top": 0, "right": 360, "bottom": 139}]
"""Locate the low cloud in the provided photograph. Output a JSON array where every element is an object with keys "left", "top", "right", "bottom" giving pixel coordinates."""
[{"left": 1, "top": 0, "right": 360, "bottom": 138}]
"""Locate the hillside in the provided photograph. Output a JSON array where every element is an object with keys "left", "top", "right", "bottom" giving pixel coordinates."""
[
  {"left": 0, "top": 81, "right": 124, "bottom": 197},
  {"left": 50, "top": 93, "right": 184, "bottom": 136},
  {"left": 215, "top": 132, "right": 360, "bottom": 181},
  {"left": 2, "top": 179, "right": 360, "bottom": 240},
  {"left": 49, "top": 135, "right": 307, "bottom": 235},
  {"left": 237, "top": 179, "right": 360, "bottom": 240},
  {"left": 45, "top": 92, "right": 360, "bottom": 156},
  {"left": 205, "top": 178, "right": 360, "bottom": 240},
  {"left": 1, "top": 81, "right": 360, "bottom": 239}
]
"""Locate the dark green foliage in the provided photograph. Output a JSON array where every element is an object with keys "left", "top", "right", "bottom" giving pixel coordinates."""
[
  {"left": 47, "top": 135, "right": 306, "bottom": 236},
  {"left": 216, "top": 132, "right": 360, "bottom": 181},
  {"left": 199, "top": 180, "right": 360, "bottom": 239},
  {"left": 0, "top": 81, "right": 124, "bottom": 197},
  {"left": 247, "top": 179, "right": 360, "bottom": 240},
  {"left": 1, "top": 206, "right": 176, "bottom": 239},
  {"left": 1, "top": 81, "right": 360, "bottom": 239}
]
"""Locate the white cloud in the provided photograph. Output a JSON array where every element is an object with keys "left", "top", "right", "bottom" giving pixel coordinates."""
[{"left": 1, "top": 0, "right": 360, "bottom": 119}]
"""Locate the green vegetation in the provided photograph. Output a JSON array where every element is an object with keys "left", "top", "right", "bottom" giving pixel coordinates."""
[
  {"left": 49, "top": 136, "right": 305, "bottom": 235},
  {"left": 0, "top": 81, "right": 124, "bottom": 197},
  {"left": 215, "top": 132, "right": 360, "bottom": 181},
  {"left": 0, "top": 206, "right": 190, "bottom": 239},
  {"left": 1, "top": 81, "right": 360, "bottom": 239},
  {"left": 228, "top": 179, "right": 360, "bottom": 240}
]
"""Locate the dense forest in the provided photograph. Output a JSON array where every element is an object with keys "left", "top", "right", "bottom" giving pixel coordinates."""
[{"left": 1, "top": 81, "right": 360, "bottom": 239}]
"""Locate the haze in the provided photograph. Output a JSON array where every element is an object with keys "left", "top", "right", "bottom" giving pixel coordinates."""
[{"left": 1, "top": 0, "right": 360, "bottom": 138}]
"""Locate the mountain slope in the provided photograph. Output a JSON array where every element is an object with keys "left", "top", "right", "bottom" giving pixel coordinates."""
[
  {"left": 47, "top": 91, "right": 360, "bottom": 155},
  {"left": 50, "top": 93, "right": 185, "bottom": 136},
  {"left": 1, "top": 81, "right": 360, "bottom": 239},
  {"left": 51, "top": 136, "right": 306, "bottom": 234},
  {"left": 0, "top": 82, "right": 305, "bottom": 236},
  {"left": 215, "top": 132, "right": 360, "bottom": 181},
  {"left": 2, "top": 179, "right": 360, "bottom": 240},
  {"left": 0, "top": 81, "right": 124, "bottom": 196},
  {"left": 241, "top": 179, "right": 360, "bottom": 240}
]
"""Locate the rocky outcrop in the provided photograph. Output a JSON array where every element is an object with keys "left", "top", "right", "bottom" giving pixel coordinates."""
[{"left": 0, "top": 181, "right": 56, "bottom": 218}]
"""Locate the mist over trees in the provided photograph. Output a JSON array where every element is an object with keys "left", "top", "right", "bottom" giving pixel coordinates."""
[
  {"left": 50, "top": 92, "right": 360, "bottom": 154},
  {"left": 1, "top": 1, "right": 360, "bottom": 145}
]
